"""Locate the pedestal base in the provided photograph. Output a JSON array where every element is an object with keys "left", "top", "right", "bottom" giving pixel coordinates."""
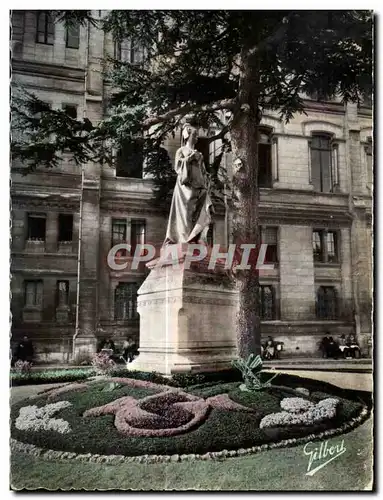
[{"left": 130, "top": 255, "right": 239, "bottom": 375}]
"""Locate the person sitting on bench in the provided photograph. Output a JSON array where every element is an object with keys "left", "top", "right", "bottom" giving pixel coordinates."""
[
  {"left": 338, "top": 335, "right": 351, "bottom": 359},
  {"left": 346, "top": 334, "right": 361, "bottom": 359}
]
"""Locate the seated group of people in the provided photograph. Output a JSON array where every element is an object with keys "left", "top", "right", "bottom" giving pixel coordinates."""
[
  {"left": 97, "top": 337, "right": 138, "bottom": 363},
  {"left": 320, "top": 334, "right": 361, "bottom": 359},
  {"left": 261, "top": 336, "right": 283, "bottom": 360}
]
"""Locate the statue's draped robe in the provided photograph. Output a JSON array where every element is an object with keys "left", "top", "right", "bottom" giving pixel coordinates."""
[{"left": 164, "top": 148, "right": 213, "bottom": 245}]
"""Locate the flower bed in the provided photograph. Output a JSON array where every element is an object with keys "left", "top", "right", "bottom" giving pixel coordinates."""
[{"left": 10, "top": 375, "right": 369, "bottom": 458}]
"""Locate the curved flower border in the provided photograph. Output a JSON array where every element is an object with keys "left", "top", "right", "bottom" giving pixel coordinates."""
[{"left": 10, "top": 405, "right": 369, "bottom": 465}]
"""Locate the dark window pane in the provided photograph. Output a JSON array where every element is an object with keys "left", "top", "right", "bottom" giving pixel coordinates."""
[
  {"left": 28, "top": 214, "right": 46, "bottom": 241},
  {"left": 258, "top": 143, "right": 272, "bottom": 187},
  {"left": 320, "top": 149, "right": 332, "bottom": 192},
  {"left": 24, "top": 280, "right": 43, "bottom": 307},
  {"left": 311, "top": 148, "right": 322, "bottom": 192},
  {"left": 260, "top": 285, "right": 275, "bottom": 320},
  {"left": 112, "top": 219, "right": 127, "bottom": 256},
  {"left": 316, "top": 286, "right": 338, "bottom": 319},
  {"left": 57, "top": 280, "right": 69, "bottom": 306},
  {"left": 66, "top": 23, "right": 80, "bottom": 48},
  {"left": 116, "top": 140, "right": 143, "bottom": 178},
  {"left": 327, "top": 231, "right": 338, "bottom": 263},
  {"left": 313, "top": 231, "right": 323, "bottom": 262},
  {"left": 63, "top": 105, "right": 77, "bottom": 119},
  {"left": 58, "top": 214, "right": 73, "bottom": 242},
  {"left": 261, "top": 227, "right": 278, "bottom": 263},
  {"left": 36, "top": 12, "right": 54, "bottom": 44},
  {"left": 115, "top": 283, "right": 139, "bottom": 320},
  {"left": 196, "top": 137, "right": 210, "bottom": 168}
]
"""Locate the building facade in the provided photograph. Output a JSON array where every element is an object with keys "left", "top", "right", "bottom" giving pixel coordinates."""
[{"left": 10, "top": 10, "right": 373, "bottom": 362}]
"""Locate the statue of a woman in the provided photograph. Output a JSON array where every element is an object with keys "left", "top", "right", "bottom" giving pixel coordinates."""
[{"left": 164, "top": 123, "right": 213, "bottom": 245}]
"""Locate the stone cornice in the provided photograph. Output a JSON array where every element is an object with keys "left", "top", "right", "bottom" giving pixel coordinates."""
[
  {"left": 12, "top": 194, "right": 81, "bottom": 211},
  {"left": 12, "top": 59, "right": 85, "bottom": 83},
  {"left": 302, "top": 99, "right": 345, "bottom": 115}
]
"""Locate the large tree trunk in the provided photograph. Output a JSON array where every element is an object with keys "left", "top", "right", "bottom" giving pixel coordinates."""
[{"left": 229, "top": 54, "right": 261, "bottom": 359}]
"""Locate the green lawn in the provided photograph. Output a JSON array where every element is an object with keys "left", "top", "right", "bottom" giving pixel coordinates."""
[{"left": 10, "top": 417, "right": 372, "bottom": 491}]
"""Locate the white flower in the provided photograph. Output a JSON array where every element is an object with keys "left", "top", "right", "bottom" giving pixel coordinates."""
[
  {"left": 280, "top": 397, "right": 314, "bottom": 413},
  {"left": 15, "top": 401, "right": 72, "bottom": 434},
  {"left": 260, "top": 398, "right": 339, "bottom": 429}
]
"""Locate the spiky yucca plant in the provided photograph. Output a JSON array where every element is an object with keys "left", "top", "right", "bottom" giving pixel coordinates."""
[{"left": 232, "top": 354, "right": 278, "bottom": 391}]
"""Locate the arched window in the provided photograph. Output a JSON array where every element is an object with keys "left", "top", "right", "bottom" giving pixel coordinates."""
[
  {"left": 316, "top": 286, "right": 338, "bottom": 319},
  {"left": 115, "top": 283, "right": 139, "bottom": 320}
]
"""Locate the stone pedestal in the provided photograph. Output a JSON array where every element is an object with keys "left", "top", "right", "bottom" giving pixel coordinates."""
[{"left": 130, "top": 254, "right": 239, "bottom": 374}]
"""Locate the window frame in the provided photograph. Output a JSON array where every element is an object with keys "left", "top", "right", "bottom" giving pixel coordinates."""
[
  {"left": 258, "top": 126, "right": 273, "bottom": 188},
  {"left": 260, "top": 226, "right": 279, "bottom": 265},
  {"left": 316, "top": 286, "right": 339, "bottom": 320},
  {"left": 312, "top": 229, "right": 340, "bottom": 264},
  {"left": 259, "top": 284, "right": 276, "bottom": 320},
  {"left": 111, "top": 218, "right": 128, "bottom": 257},
  {"left": 130, "top": 219, "right": 146, "bottom": 256},
  {"left": 58, "top": 214, "right": 73, "bottom": 242},
  {"left": 65, "top": 22, "right": 80, "bottom": 49},
  {"left": 310, "top": 133, "right": 334, "bottom": 193},
  {"left": 114, "top": 38, "right": 145, "bottom": 64},
  {"left": 27, "top": 213, "right": 46, "bottom": 241},
  {"left": 24, "top": 280, "right": 43, "bottom": 308},
  {"left": 114, "top": 282, "right": 139, "bottom": 321},
  {"left": 36, "top": 11, "right": 54, "bottom": 45},
  {"left": 56, "top": 280, "right": 69, "bottom": 308},
  {"left": 115, "top": 139, "right": 144, "bottom": 179}
]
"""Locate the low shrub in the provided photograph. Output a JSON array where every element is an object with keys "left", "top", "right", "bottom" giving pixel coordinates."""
[
  {"left": 14, "top": 360, "right": 33, "bottom": 375},
  {"left": 91, "top": 352, "right": 116, "bottom": 375},
  {"left": 10, "top": 368, "right": 95, "bottom": 386}
]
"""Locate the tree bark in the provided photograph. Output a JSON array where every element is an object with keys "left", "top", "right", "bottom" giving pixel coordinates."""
[{"left": 229, "top": 51, "right": 261, "bottom": 359}]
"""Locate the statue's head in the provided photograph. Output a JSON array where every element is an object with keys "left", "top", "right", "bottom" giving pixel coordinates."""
[{"left": 182, "top": 123, "right": 198, "bottom": 146}]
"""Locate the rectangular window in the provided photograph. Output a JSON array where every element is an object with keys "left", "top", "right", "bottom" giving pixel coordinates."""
[
  {"left": 326, "top": 231, "right": 338, "bottom": 263},
  {"left": 260, "top": 285, "right": 275, "bottom": 320},
  {"left": 313, "top": 229, "right": 339, "bottom": 264},
  {"left": 63, "top": 104, "right": 77, "bottom": 119},
  {"left": 310, "top": 135, "right": 333, "bottom": 193},
  {"left": 131, "top": 220, "right": 146, "bottom": 256},
  {"left": 24, "top": 280, "right": 43, "bottom": 307},
  {"left": 36, "top": 11, "right": 54, "bottom": 45},
  {"left": 11, "top": 11, "right": 25, "bottom": 43},
  {"left": 116, "top": 140, "right": 144, "bottom": 178},
  {"left": 58, "top": 214, "right": 73, "bottom": 242},
  {"left": 28, "top": 214, "right": 46, "bottom": 241},
  {"left": 114, "top": 282, "right": 139, "bottom": 320},
  {"left": 261, "top": 226, "right": 278, "bottom": 263},
  {"left": 316, "top": 286, "right": 338, "bottom": 319},
  {"left": 365, "top": 139, "right": 373, "bottom": 189},
  {"left": 66, "top": 22, "right": 80, "bottom": 49},
  {"left": 115, "top": 38, "right": 145, "bottom": 64},
  {"left": 258, "top": 129, "right": 272, "bottom": 188},
  {"left": 313, "top": 231, "right": 323, "bottom": 262},
  {"left": 57, "top": 280, "right": 69, "bottom": 307},
  {"left": 112, "top": 219, "right": 128, "bottom": 257}
]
